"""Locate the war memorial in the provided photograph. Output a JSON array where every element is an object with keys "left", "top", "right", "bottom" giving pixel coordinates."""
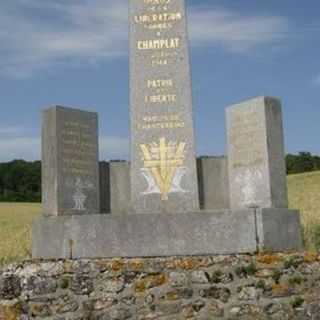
[{"left": 32, "top": 0, "right": 302, "bottom": 259}]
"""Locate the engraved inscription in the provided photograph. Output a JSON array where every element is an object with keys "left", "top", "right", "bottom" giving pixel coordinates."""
[
  {"left": 229, "top": 111, "right": 265, "bottom": 168},
  {"left": 131, "top": 0, "right": 199, "bottom": 211},
  {"left": 138, "top": 114, "right": 185, "bottom": 130},
  {"left": 137, "top": 38, "right": 180, "bottom": 50},
  {"left": 61, "top": 121, "right": 97, "bottom": 176}
]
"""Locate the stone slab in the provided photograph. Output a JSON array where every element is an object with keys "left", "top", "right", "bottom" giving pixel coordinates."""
[
  {"left": 110, "top": 161, "right": 131, "bottom": 214},
  {"left": 256, "top": 208, "right": 303, "bottom": 252},
  {"left": 130, "top": 0, "right": 199, "bottom": 214},
  {"left": 226, "top": 97, "right": 288, "bottom": 209},
  {"left": 32, "top": 209, "right": 303, "bottom": 259},
  {"left": 42, "top": 106, "right": 100, "bottom": 216},
  {"left": 99, "top": 161, "right": 110, "bottom": 213},
  {"left": 33, "top": 210, "right": 257, "bottom": 259},
  {"left": 197, "top": 156, "right": 230, "bottom": 210}
]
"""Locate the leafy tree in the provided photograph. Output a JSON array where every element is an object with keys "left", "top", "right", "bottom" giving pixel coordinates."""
[
  {"left": 286, "top": 152, "right": 320, "bottom": 174},
  {"left": 0, "top": 160, "right": 41, "bottom": 202}
]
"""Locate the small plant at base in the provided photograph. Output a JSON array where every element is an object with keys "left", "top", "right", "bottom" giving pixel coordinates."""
[
  {"left": 272, "top": 270, "right": 282, "bottom": 284},
  {"left": 291, "top": 296, "right": 304, "bottom": 309},
  {"left": 288, "top": 276, "right": 303, "bottom": 286},
  {"left": 245, "top": 262, "right": 257, "bottom": 276},
  {"left": 255, "top": 279, "right": 266, "bottom": 291},
  {"left": 284, "top": 256, "right": 302, "bottom": 269},
  {"left": 211, "top": 270, "right": 223, "bottom": 283}
]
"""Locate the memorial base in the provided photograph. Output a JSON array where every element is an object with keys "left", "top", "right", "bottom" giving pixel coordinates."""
[{"left": 32, "top": 209, "right": 303, "bottom": 259}]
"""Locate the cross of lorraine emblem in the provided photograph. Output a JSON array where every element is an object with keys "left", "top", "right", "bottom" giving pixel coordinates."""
[{"left": 140, "top": 137, "right": 188, "bottom": 201}]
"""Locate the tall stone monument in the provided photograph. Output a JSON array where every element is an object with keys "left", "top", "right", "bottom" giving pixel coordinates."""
[
  {"left": 42, "top": 106, "right": 100, "bottom": 216},
  {"left": 32, "top": 4, "right": 303, "bottom": 260},
  {"left": 130, "top": 0, "right": 199, "bottom": 213},
  {"left": 226, "top": 97, "right": 288, "bottom": 209}
]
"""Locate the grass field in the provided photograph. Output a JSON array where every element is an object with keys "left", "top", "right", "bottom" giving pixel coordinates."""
[
  {"left": 0, "top": 202, "right": 41, "bottom": 266},
  {"left": 288, "top": 170, "right": 320, "bottom": 250},
  {"left": 0, "top": 171, "right": 319, "bottom": 266}
]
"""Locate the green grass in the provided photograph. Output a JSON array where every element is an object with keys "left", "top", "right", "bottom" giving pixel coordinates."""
[
  {"left": 0, "top": 171, "right": 319, "bottom": 266},
  {"left": 0, "top": 202, "right": 41, "bottom": 266}
]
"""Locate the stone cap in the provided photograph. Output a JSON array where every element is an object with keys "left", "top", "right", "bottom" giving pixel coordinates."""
[
  {"left": 226, "top": 96, "right": 282, "bottom": 111},
  {"left": 44, "top": 105, "right": 98, "bottom": 116}
]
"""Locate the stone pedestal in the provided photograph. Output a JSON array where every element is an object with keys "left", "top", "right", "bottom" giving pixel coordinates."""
[{"left": 32, "top": 209, "right": 302, "bottom": 259}]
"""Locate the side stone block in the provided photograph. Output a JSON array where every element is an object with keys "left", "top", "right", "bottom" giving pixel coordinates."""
[
  {"left": 33, "top": 211, "right": 257, "bottom": 259},
  {"left": 110, "top": 161, "right": 131, "bottom": 214},
  {"left": 42, "top": 106, "right": 100, "bottom": 216},
  {"left": 256, "top": 208, "right": 303, "bottom": 252},
  {"left": 226, "top": 97, "right": 288, "bottom": 209},
  {"left": 197, "top": 156, "right": 230, "bottom": 210}
]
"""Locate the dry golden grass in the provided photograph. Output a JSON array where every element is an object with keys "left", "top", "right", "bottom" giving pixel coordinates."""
[
  {"left": 288, "top": 171, "right": 320, "bottom": 251},
  {"left": 0, "top": 172, "right": 319, "bottom": 266},
  {"left": 0, "top": 202, "right": 41, "bottom": 266}
]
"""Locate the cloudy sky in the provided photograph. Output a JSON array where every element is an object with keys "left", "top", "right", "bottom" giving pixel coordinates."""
[{"left": 0, "top": 0, "right": 319, "bottom": 162}]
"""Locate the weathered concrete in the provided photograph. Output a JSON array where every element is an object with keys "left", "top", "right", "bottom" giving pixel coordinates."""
[
  {"left": 33, "top": 210, "right": 257, "bottom": 259},
  {"left": 256, "top": 208, "right": 303, "bottom": 252},
  {"left": 197, "top": 156, "right": 230, "bottom": 210},
  {"left": 110, "top": 161, "right": 131, "bottom": 214},
  {"left": 130, "top": 0, "right": 199, "bottom": 214},
  {"left": 42, "top": 106, "right": 100, "bottom": 216},
  {"left": 226, "top": 97, "right": 288, "bottom": 209},
  {"left": 32, "top": 209, "right": 302, "bottom": 259}
]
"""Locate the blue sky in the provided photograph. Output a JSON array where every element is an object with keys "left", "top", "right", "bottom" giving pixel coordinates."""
[{"left": 0, "top": 0, "right": 319, "bottom": 162}]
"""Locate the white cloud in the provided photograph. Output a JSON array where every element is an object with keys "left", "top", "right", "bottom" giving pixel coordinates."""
[
  {"left": 189, "top": 7, "right": 289, "bottom": 52},
  {"left": 0, "top": 1, "right": 289, "bottom": 78},
  {"left": 0, "top": 0, "right": 128, "bottom": 78},
  {"left": 0, "top": 131, "right": 128, "bottom": 162}
]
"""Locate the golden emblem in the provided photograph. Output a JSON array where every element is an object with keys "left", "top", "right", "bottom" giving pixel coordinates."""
[{"left": 140, "top": 137, "right": 188, "bottom": 201}]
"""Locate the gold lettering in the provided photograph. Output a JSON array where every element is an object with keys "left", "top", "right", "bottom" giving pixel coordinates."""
[
  {"left": 137, "top": 38, "right": 180, "bottom": 50},
  {"left": 147, "top": 79, "right": 173, "bottom": 88},
  {"left": 145, "top": 94, "right": 176, "bottom": 103},
  {"left": 134, "top": 12, "right": 181, "bottom": 24}
]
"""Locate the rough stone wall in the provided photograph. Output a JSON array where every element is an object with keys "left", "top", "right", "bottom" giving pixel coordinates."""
[{"left": 1, "top": 253, "right": 320, "bottom": 319}]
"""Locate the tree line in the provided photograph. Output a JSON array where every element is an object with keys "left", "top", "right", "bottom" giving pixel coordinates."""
[
  {"left": 286, "top": 152, "right": 320, "bottom": 174},
  {"left": 0, "top": 160, "right": 41, "bottom": 202},
  {"left": 0, "top": 153, "right": 319, "bottom": 202}
]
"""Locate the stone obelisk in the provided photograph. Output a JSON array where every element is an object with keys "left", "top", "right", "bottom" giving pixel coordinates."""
[{"left": 129, "top": 0, "right": 199, "bottom": 214}]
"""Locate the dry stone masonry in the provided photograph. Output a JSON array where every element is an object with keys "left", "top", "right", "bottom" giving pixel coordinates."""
[{"left": 1, "top": 253, "right": 320, "bottom": 319}]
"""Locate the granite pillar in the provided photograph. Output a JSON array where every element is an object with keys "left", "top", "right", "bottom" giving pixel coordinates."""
[
  {"left": 42, "top": 106, "right": 100, "bottom": 216},
  {"left": 129, "top": 0, "right": 199, "bottom": 213},
  {"left": 226, "top": 97, "right": 288, "bottom": 209}
]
